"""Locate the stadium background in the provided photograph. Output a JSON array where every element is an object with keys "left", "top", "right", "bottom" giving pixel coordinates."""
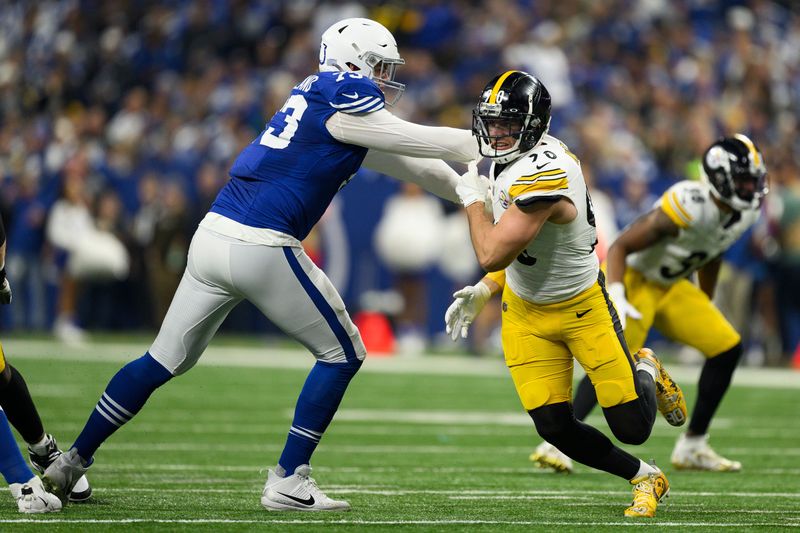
[{"left": 0, "top": 0, "right": 798, "bottom": 363}]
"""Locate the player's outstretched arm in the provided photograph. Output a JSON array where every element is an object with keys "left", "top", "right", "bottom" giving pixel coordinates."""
[
  {"left": 362, "top": 150, "right": 460, "bottom": 202},
  {"left": 327, "top": 109, "right": 478, "bottom": 163}
]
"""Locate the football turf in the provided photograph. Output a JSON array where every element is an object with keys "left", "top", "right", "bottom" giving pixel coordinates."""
[{"left": 2, "top": 337, "right": 799, "bottom": 531}]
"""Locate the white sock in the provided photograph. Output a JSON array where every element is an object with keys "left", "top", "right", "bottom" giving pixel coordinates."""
[
  {"left": 28, "top": 434, "right": 51, "bottom": 455},
  {"left": 631, "top": 460, "right": 659, "bottom": 481},
  {"left": 273, "top": 464, "right": 286, "bottom": 477},
  {"left": 636, "top": 360, "right": 657, "bottom": 381}
]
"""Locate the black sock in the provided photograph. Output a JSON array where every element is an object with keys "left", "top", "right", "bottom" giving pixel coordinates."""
[
  {"left": 689, "top": 343, "right": 743, "bottom": 435},
  {"left": 0, "top": 366, "right": 45, "bottom": 444}
]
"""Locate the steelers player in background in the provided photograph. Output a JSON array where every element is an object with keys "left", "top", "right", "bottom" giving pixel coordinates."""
[
  {"left": 530, "top": 134, "right": 768, "bottom": 474},
  {"left": 0, "top": 213, "right": 91, "bottom": 512},
  {"left": 447, "top": 70, "right": 686, "bottom": 518}
]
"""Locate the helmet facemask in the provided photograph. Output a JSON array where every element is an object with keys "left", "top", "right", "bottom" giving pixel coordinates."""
[
  {"left": 472, "top": 103, "right": 548, "bottom": 164},
  {"left": 360, "top": 51, "right": 405, "bottom": 106}
]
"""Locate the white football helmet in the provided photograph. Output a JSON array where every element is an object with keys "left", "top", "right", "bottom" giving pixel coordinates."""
[{"left": 319, "top": 18, "right": 405, "bottom": 105}]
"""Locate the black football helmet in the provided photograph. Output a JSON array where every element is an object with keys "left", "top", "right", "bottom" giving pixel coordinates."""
[
  {"left": 472, "top": 70, "right": 551, "bottom": 164},
  {"left": 702, "top": 134, "right": 768, "bottom": 210}
]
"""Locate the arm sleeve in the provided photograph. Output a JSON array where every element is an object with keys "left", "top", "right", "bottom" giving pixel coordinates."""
[
  {"left": 326, "top": 109, "right": 479, "bottom": 163},
  {"left": 362, "top": 150, "right": 459, "bottom": 203}
]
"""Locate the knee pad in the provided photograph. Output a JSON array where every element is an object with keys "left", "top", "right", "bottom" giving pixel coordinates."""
[
  {"left": 518, "top": 381, "right": 551, "bottom": 411},
  {"left": 594, "top": 379, "right": 626, "bottom": 408}
]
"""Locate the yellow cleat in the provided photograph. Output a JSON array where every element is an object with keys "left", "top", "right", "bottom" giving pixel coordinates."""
[
  {"left": 637, "top": 348, "right": 687, "bottom": 426},
  {"left": 624, "top": 470, "right": 669, "bottom": 518},
  {"left": 529, "top": 441, "right": 573, "bottom": 473}
]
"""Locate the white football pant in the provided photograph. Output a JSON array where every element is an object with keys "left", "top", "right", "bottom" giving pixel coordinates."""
[{"left": 149, "top": 226, "right": 366, "bottom": 374}]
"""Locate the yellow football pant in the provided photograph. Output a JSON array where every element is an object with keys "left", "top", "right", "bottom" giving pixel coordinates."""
[
  {"left": 620, "top": 267, "right": 741, "bottom": 357},
  {"left": 502, "top": 278, "right": 640, "bottom": 411}
]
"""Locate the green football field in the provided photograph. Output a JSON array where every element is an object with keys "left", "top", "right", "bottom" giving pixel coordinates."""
[{"left": 1, "top": 337, "right": 799, "bottom": 531}]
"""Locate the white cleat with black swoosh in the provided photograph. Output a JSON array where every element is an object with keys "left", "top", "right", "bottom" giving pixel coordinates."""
[
  {"left": 261, "top": 464, "right": 350, "bottom": 511},
  {"left": 10, "top": 476, "right": 62, "bottom": 513}
]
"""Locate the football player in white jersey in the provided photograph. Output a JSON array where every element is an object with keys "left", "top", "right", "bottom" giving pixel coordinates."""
[
  {"left": 530, "top": 134, "right": 767, "bottom": 473},
  {"left": 42, "top": 18, "right": 480, "bottom": 512},
  {"left": 448, "top": 70, "right": 686, "bottom": 518}
]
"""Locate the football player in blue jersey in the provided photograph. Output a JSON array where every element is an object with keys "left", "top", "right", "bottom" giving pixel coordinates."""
[{"left": 43, "top": 18, "right": 478, "bottom": 511}]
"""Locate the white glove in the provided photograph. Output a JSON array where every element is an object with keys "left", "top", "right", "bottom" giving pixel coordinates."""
[
  {"left": 0, "top": 269, "right": 11, "bottom": 305},
  {"left": 607, "top": 282, "right": 640, "bottom": 330},
  {"left": 456, "top": 161, "right": 490, "bottom": 208},
  {"left": 445, "top": 281, "right": 492, "bottom": 341}
]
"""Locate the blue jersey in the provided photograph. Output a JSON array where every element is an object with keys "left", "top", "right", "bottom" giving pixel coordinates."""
[{"left": 211, "top": 71, "right": 385, "bottom": 240}]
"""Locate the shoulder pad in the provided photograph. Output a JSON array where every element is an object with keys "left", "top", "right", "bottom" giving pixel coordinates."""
[
  {"left": 658, "top": 181, "right": 706, "bottom": 229},
  {"left": 508, "top": 164, "right": 570, "bottom": 204},
  {"left": 322, "top": 72, "right": 385, "bottom": 114}
]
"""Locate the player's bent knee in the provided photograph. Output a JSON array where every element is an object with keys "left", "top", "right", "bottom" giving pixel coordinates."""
[
  {"left": 604, "top": 401, "right": 652, "bottom": 445},
  {"left": 518, "top": 381, "right": 551, "bottom": 411},
  {"left": 528, "top": 402, "right": 573, "bottom": 443},
  {"left": 594, "top": 380, "right": 626, "bottom": 408}
]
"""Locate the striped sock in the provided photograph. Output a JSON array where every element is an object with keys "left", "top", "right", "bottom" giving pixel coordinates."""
[
  {"left": 73, "top": 353, "right": 172, "bottom": 461},
  {"left": 278, "top": 360, "right": 360, "bottom": 475}
]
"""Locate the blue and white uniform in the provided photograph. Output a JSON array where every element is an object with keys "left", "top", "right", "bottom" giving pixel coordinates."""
[{"left": 149, "top": 70, "right": 476, "bottom": 372}]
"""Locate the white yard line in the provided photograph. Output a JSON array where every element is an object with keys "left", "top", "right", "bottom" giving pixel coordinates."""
[
  {"left": 0, "top": 519, "right": 797, "bottom": 527},
  {"left": 94, "top": 441, "right": 800, "bottom": 456},
  {"left": 6, "top": 338, "right": 800, "bottom": 389}
]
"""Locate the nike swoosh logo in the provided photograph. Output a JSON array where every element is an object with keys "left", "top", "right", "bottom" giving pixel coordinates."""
[
  {"left": 576, "top": 309, "right": 591, "bottom": 318},
  {"left": 342, "top": 92, "right": 359, "bottom": 99},
  {"left": 277, "top": 492, "right": 315, "bottom": 506},
  {"left": 536, "top": 163, "right": 550, "bottom": 170}
]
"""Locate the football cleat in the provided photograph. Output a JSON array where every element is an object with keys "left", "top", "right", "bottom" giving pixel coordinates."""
[
  {"left": 10, "top": 476, "right": 62, "bottom": 514},
  {"left": 636, "top": 348, "right": 687, "bottom": 426},
  {"left": 261, "top": 464, "right": 350, "bottom": 511},
  {"left": 29, "top": 434, "right": 92, "bottom": 502},
  {"left": 529, "top": 441, "right": 573, "bottom": 473},
  {"left": 624, "top": 469, "right": 669, "bottom": 518},
  {"left": 671, "top": 433, "right": 742, "bottom": 472},
  {"left": 41, "top": 448, "right": 92, "bottom": 505}
]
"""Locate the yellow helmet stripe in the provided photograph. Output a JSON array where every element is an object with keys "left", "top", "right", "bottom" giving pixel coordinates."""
[
  {"left": 734, "top": 133, "right": 761, "bottom": 166},
  {"left": 489, "top": 70, "right": 518, "bottom": 104}
]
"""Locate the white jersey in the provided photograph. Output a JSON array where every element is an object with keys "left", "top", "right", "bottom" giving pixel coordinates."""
[
  {"left": 628, "top": 180, "right": 760, "bottom": 286},
  {"left": 490, "top": 134, "right": 599, "bottom": 304}
]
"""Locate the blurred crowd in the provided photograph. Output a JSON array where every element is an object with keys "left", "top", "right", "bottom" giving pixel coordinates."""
[{"left": 0, "top": 0, "right": 798, "bottom": 363}]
